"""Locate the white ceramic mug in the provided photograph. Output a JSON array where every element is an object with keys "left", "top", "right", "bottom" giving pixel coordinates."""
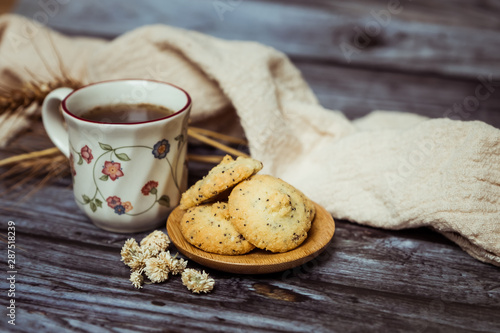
[{"left": 42, "top": 80, "right": 191, "bottom": 233}]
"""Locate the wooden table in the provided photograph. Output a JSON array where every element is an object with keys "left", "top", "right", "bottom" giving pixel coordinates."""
[{"left": 1, "top": 1, "right": 499, "bottom": 332}]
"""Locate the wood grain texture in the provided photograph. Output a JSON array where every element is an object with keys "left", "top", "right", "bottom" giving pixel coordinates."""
[
  {"left": 13, "top": 0, "right": 500, "bottom": 79},
  {"left": 167, "top": 203, "right": 335, "bottom": 274},
  {"left": 1, "top": 0, "right": 500, "bottom": 332},
  {"left": 1, "top": 181, "right": 499, "bottom": 332},
  {"left": 296, "top": 61, "right": 500, "bottom": 125}
]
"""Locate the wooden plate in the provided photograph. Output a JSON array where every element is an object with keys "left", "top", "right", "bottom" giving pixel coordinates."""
[{"left": 166, "top": 202, "right": 335, "bottom": 274}]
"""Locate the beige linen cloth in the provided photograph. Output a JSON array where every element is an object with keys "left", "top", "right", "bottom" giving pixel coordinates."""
[{"left": 1, "top": 14, "right": 499, "bottom": 266}]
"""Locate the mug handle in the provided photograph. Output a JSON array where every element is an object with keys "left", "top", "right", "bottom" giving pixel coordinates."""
[{"left": 41, "top": 87, "right": 74, "bottom": 157}]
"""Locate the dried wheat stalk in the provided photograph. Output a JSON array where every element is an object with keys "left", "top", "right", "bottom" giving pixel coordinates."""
[
  {"left": 0, "top": 147, "right": 60, "bottom": 168},
  {"left": 0, "top": 32, "right": 248, "bottom": 194},
  {"left": 189, "top": 126, "right": 248, "bottom": 146},
  {"left": 0, "top": 122, "right": 247, "bottom": 199},
  {"left": 0, "top": 128, "right": 248, "bottom": 169},
  {"left": 187, "top": 129, "right": 249, "bottom": 158},
  {"left": 0, "top": 127, "right": 246, "bottom": 164},
  {"left": 0, "top": 30, "right": 83, "bottom": 147},
  {"left": 187, "top": 154, "right": 225, "bottom": 164}
]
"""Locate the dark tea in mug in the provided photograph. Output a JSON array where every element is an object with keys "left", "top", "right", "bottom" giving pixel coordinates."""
[{"left": 80, "top": 103, "right": 175, "bottom": 123}]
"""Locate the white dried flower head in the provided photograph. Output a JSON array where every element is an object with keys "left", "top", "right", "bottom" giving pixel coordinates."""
[
  {"left": 144, "top": 256, "right": 170, "bottom": 283},
  {"left": 130, "top": 271, "right": 144, "bottom": 289},
  {"left": 121, "top": 238, "right": 140, "bottom": 265},
  {"left": 140, "top": 230, "right": 171, "bottom": 256},
  {"left": 155, "top": 251, "right": 187, "bottom": 275},
  {"left": 128, "top": 248, "right": 153, "bottom": 273},
  {"left": 181, "top": 269, "right": 215, "bottom": 294},
  {"left": 169, "top": 257, "right": 188, "bottom": 275},
  {"left": 156, "top": 250, "right": 173, "bottom": 261}
]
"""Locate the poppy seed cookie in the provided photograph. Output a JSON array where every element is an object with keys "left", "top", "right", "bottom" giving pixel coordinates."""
[
  {"left": 180, "top": 202, "right": 255, "bottom": 255},
  {"left": 228, "top": 175, "right": 315, "bottom": 253},
  {"left": 179, "top": 155, "right": 263, "bottom": 210}
]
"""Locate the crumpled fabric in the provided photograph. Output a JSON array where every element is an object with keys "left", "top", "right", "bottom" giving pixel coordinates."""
[{"left": 1, "top": 14, "right": 499, "bottom": 266}]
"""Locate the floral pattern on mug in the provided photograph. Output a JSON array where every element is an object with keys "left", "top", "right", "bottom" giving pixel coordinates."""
[
  {"left": 152, "top": 139, "right": 170, "bottom": 159},
  {"left": 106, "top": 196, "right": 133, "bottom": 214},
  {"left": 106, "top": 196, "right": 121, "bottom": 208},
  {"left": 102, "top": 161, "right": 124, "bottom": 181},
  {"left": 122, "top": 201, "right": 133, "bottom": 212},
  {"left": 81, "top": 145, "right": 93, "bottom": 164},
  {"left": 74, "top": 139, "right": 182, "bottom": 215},
  {"left": 114, "top": 204, "right": 126, "bottom": 215},
  {"left": 141, "top": 180, "right": 159, "bottom": 195}
]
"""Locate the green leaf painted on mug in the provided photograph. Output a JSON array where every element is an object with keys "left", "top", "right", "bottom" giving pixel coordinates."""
[
  {"left": 77, "top": 155, "right": 83, "bottom": 165},
  {"left": 99, "top": 175, "right": 109, "bottom": 181},
  {"left": 158, "top": 195, "right": 170, "bottom": 207},
  {"left": 176, "top": 134, "right": 184, "bottom": 149},
  {"left": 90, "top": 202, "right": 97, "bottom": 212},
  {"left": 99, "top": 142, "right": 113, "bottom": 151},
  {"left": 95, "top": 199, "right": 103, "bottom": 208},
  {"left": 82, "top": 194, "right": 91, "bottom": 203},
  {"left": 115, "top": 152, "right": 131, "bottom": 161}
]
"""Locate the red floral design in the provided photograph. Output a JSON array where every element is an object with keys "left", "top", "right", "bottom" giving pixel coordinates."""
[
  {"left": 81, "top": 145, "right": 93, "bottom": 164},
  {"left": 106, "top": 196, "right": 121, "bottom": 208},
  {"left": 102, "top": 161, "right": 124, "bottom": 181},
  {"left": 141, "top": 180, "right": 159, "bottom": 195}
]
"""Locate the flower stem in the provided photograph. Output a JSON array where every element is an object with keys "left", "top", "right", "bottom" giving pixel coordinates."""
[
  {"left": 126, "top": 192, "right": 158, "bottom": 216},
  {"left": 166, "top": 157, "right": 180, "bottom": 193},
  {"left": 92, "top": 150, "right": 113, "bottom": 202}
]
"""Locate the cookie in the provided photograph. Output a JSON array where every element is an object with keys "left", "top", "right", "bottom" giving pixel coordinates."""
[
  {"left": 179, "top": 155, "right": 263, "bottom": 210},
  {"left": 228, "top": 175, "right": 315, "bottom": 253},
  {"left": 180, "top": 202, "right": 255, "bottom": 255}
]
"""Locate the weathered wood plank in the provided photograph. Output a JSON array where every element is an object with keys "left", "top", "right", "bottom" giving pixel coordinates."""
[
  {"left": 1, "top": 181, "right": 499, "bottom": 332},
  {"left": 12, "top": 0, "right": 500, "bottom": 79},
  {"left": 297, "top": 60, "right": 500, "bottom": 126}
]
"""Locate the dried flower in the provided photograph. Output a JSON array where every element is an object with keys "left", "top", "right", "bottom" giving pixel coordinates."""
[
  {"left": 121, "top": 239, "right": 154, "bottom": 272},
  {"left": 181, "top": 269, "right": 215, "bottom": 294},
  {"left": 120, "top": 238, "right": 140, "bottom": 266},
  {"left": 128, "top": 248, "right": 153, "bottom": 272},
  {"left": 156, "top": 251, "right": 187, "bottom": 275},
  {"left": 144, "top": 256, "right": 170, "bottom": 283},
  {"left": 130, "top": 271, "right": 144, "bottom": 289},
  {"left": 156, "top": 251, "right": 173, "bottom": 262},
  {"left": 120, "top": 231, "right": 213, "bottom": 292},
  {"left": 169, "top": 257, "right": 188, "bottom": 275},
  {"left": 140, "top": 230, "right": 171, "bottom": 256}
]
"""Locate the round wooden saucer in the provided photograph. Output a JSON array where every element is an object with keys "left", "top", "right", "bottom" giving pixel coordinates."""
[{"left": 166, "top": 202, "right": 335, "bottom": 274}]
